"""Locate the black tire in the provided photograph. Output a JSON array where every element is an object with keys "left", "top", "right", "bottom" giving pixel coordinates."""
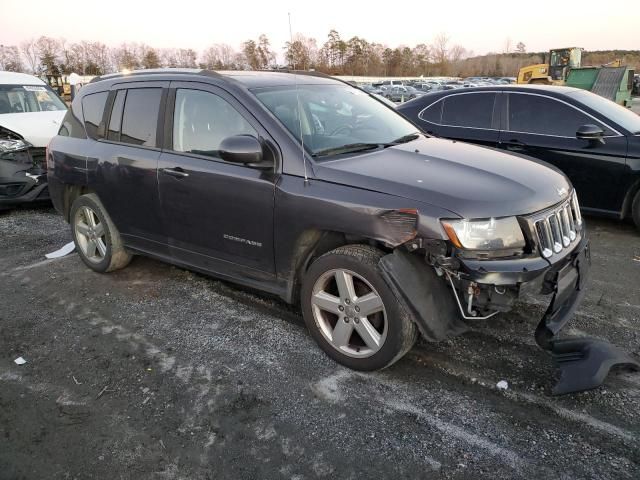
[
  {"left": 632, "top": 190, "right": 640, "bottom": 231},
  {"left": 301, "top": 244, "right": 417, "bottom": 371},
  {"left": 70, "top": 193, "right": 132, "bottom": 273}
]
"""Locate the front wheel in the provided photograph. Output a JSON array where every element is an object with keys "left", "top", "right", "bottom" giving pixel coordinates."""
[
  {"left": 301, "top": 245, "right": 417, "bottom": 371},
  {"left": 70, "top": 193, "right": 132, "bottom": 273}
]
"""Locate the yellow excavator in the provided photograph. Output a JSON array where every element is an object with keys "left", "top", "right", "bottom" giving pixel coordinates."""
[{"left": 517, "top": 47, "right": 634, "bottom": 106}]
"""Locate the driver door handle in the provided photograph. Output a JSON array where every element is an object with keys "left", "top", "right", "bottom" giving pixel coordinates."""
[{"left": 162, "top": 167, "right": 189, "bottom": 178}]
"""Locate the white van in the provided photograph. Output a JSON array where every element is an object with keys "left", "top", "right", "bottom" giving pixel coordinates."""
[{"left": 0, "top": 71, "right": 67, "bottom": 209}]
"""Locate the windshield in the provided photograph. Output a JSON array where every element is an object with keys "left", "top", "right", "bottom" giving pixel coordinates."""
[
  {"left": 253, "top": 84, "right": 419, "bottom": 157},
  {"left": 0, "top": 85, "right": 67, "bottom": 114},
  {"left": 568, "top": 90, "right": 640, "bottom": 134}
]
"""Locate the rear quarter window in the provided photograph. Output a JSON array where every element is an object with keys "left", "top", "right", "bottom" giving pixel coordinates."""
[
  {"left": 81, "top": 91, "right": 109, "bottom": 140},
  {"left": 59, "top": 101, "right": 86, "bottom": 139},
  {"left": 418, "top": 99, "right": 443, "bottom": 124}
]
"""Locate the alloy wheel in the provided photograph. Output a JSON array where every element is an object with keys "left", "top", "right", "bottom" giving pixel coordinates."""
[
  {"left": 74, "top": 206, "right": 107, "bottom": 264},
  {"left": 310, "top": 268, "right": 388, "bottom": 358}
]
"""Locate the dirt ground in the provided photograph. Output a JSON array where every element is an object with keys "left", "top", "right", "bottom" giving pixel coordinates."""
[{"left": 0, "top": 206, "right": 639, "bottom": 480}]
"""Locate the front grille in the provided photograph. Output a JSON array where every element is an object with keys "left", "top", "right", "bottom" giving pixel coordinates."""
[{"left": 532, "top": 191, "right": 582, "bottom": 258}]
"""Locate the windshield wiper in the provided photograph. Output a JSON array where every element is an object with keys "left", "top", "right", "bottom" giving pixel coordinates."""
[
  {"left": 312, "top": 143, "right": 383, "bottom": 157},
  {"left": 386, "top": 132, "right": 421, "bottom": 146},
  {"left": 312, "top": 133, "right": 422, "bottom": 158}
]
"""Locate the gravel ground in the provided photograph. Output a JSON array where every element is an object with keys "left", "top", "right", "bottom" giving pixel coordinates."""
[{"left": 0, "top": 206, "right": 639, "bottom": 480}]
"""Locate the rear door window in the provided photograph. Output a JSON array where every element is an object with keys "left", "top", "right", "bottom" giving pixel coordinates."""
[
  {"left": 120, "top": 88, "right": 162, "bottom": 147},
  {"left": 506, "top": 93, "right": 609, "bottom": 136},
  {"left": 172, "top": 89, "right": 257, "bottom": 159},
  {"left": 441, "top": 93, "right": 496, "bottom": 129},
  {"left": 81, "top": 91, "right": 108, "bottom": 140}
]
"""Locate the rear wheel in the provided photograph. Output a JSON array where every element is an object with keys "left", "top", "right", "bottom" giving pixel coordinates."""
[
  {"left": 301, "top": 245, "right": 417, "bottom": 371},
  {"left": 632, "top": 190, "right": 640, "bottom": 230},
  {"left": 70, "top": 193, "right": 132, "bottom": 273}
]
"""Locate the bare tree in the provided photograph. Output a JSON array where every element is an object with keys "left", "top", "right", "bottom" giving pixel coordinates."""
[
  {"left": 20, "top": 38, "right": 40, "bottom": 73},
  {"left": 449, "top": 45, "right": 467, "bottom": 63},
  {"left": 284, "top": 34, "right": 317, "bottom": 70},
  {"left": 36, "top": 36, "right": 61, "bottom": 74},
  {"left": 111, "top": 43, "right": 141, "bottom": 71},
  {"left": 0, "top": 45, "right": 23, "bottom": 72},
  {"left": 141, "top": 46, "right": 161, "bottom": 69},
  {"left": 516, "top": 42, "right": 526, "bottom": 54},
  {"left": 432, "top": 33, "right": 450, "bottom": 75}
]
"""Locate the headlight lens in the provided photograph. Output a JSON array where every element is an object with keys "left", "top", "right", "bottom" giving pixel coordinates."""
[
  {"left": 441, "top": 217, "right": 526, "bottom": 250},
  {"left": 0, "top": 138, "right": 30, "bottom": 153}
]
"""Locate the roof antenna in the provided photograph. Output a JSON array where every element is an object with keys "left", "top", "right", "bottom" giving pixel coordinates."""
[{"left": 288, "top": 12, "right": 309, "bottom": 185}]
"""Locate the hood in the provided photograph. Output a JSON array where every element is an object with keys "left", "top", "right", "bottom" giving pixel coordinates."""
[
  {"left": 313, "top": 137, "right": 572, "bottom": 219},
  {"left": 0, "top": 111, "right": 66, "bottom": 147}
]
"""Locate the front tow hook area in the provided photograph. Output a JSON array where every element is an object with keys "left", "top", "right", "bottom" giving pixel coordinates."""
[{"left": 535, "top": 240, "right": 639, "bottom": 394}]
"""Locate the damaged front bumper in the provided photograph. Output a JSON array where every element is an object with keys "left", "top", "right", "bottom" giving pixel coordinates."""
[
  {"left": 381, "top": 233, "right": 639, "bottom": 394},
  {"left": 0, "top": 146, "right": 49, "bottom": 209}
]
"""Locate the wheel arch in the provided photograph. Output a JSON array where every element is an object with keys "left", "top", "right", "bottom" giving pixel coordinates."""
[
  {"left": 61, "top": 184, "right": 96, "bottom": 222},
  {"left": 284, "top": 229, "right": 392, "bottom": 304},
  {"left": 620, "top": 175, "right": 640, "bottom": 220}
]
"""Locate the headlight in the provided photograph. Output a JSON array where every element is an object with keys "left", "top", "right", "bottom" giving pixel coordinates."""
[
  {"left": 441, "top": 217, "right": 525, "bottom": 250},
  {"left": 0, "top": 138, "right": 30, "bottom": 153}
]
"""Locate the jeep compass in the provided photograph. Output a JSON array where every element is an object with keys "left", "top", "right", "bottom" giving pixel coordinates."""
[{"left": 48, "top": 69, "right": 622, "bottom": 394}]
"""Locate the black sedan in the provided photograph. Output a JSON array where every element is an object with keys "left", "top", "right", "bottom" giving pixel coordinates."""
[{"left": 397, "top": 85, "right": 640, "bottom": 229}]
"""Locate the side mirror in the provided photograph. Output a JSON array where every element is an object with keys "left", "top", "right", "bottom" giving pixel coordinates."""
[
  {"left": 219, "top": 135, "right": 264, "bottom": 165},
  {"left": 576, "top": 124, "right": 605, "bottom": 142}
]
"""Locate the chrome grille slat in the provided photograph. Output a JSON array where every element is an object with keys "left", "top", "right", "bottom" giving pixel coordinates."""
[{"left": 532, "top": 191, "right": 582, "bottom": 258}]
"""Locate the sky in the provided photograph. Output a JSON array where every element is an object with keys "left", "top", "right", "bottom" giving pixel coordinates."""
[{"left": 2, "top": 0, "right": 638, "bottom": 57}]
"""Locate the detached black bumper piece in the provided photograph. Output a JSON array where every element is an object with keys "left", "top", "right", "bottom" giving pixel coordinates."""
[
  {"left": 534, "top": 238, "right": 639, "bottom": 395},
  {"left": 550, "top": 339, "right": 640, "bottom": 395}
]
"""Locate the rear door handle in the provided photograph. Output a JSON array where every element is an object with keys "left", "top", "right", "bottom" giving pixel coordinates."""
[{"left": 161, "top": 167, "right": 189, "bottom": 178}]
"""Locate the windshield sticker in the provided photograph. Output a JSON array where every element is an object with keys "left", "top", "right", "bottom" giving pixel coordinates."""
[{"left": 23, "top": 86, "right": 47, "bottom": 92}]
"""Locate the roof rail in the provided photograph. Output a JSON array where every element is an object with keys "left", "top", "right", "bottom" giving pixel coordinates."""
[
  {"left": 89, "top": 68, "right": 223, "bottom": 84},
  {"left": 266, "top": 68, "right": 356, "bottom": 87}
]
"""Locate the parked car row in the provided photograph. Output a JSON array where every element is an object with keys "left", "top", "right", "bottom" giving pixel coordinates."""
[{"left": 356, "top": 77, "right": 517, "bottom": 103}]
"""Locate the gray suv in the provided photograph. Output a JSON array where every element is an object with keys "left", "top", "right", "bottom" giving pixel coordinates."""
[{"left": 47, "top": 69, "right": 626, "bottom": 394}]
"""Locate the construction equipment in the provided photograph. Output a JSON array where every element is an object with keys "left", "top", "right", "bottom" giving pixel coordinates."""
[
  {"left": 517, "top": 47, "right": 582, "bottom": 85},
  {"left": 517, "top": 47, "right": 634, "bottom": 106}
]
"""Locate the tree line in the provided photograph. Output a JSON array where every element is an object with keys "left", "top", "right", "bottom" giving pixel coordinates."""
[{"left": 1, "top": 31, "right": 637, "bottom": 78}]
